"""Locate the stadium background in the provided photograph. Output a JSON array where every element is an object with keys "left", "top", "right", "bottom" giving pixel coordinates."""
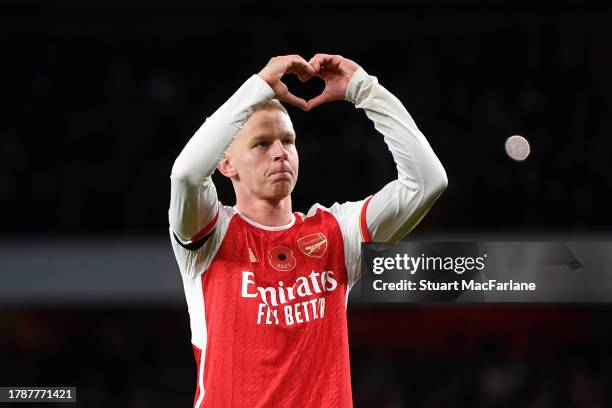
[{"left": 1, "top": 1, "right": 611, "bottom": 406}]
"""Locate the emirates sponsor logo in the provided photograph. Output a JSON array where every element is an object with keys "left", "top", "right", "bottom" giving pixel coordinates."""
[
  {"left": 297, "top": 233, "right": 328, "bottom": 258},
  {"left": 241, "top": 270, "right": 338, "bottom": 326},
  {"left": 267, "top": 246, "right": 297, "bottom": 271}
]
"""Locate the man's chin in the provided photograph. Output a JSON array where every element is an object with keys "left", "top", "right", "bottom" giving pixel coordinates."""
[{"left": 268, "top": 182, "right": 294, "bottom": 200}]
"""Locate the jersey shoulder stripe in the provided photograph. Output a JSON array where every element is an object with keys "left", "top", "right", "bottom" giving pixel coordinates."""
[
  {"left": 360, "top": 196, "right": 373, "bottom": 243},
  {"left": 170, "top": 204, "right": 237, "bottom": 279}
]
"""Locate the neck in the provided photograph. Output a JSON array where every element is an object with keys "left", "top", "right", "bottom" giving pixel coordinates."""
[{"left": 235, "top": 196, "right": 293, "bottom": 227}]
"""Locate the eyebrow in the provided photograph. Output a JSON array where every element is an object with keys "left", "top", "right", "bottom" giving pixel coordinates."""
[{"left": 250, "top": 132, "right": 296, "bottom": 143}]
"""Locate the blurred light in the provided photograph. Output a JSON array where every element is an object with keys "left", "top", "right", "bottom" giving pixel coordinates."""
[{"left": 505, "top": 135, "right": 530, "bottom": 161}]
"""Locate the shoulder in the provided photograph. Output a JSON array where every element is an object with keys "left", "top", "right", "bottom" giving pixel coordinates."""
[
  {"left": 303, "top": 198, "right": 372, "bottom": 243},
  {"left": 304, "top": 200, "right": 367, "bottom": 221},
  {"left": 169, "top": 204, "right": 242, "bottom": 278}
]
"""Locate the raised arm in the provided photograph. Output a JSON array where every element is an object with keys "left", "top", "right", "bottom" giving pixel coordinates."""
[
  {"left": 308, "top": 54, "right": 447, "bottom": 243},
  {"left": 169, "top": 56, "right": 315, "bottom": 243}
]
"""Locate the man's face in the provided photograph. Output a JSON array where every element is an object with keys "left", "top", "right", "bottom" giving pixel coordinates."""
[{"left": 223, "top": 108, "right": 299, "bottom": 200}]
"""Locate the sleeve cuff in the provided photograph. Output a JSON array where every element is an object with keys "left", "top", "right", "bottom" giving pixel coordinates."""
[
  {"left": 251, "top": 74, "right": 276, "bottom": 100},
  {"left": 344, "top": 66, "right": 371, "bottom": 104}
]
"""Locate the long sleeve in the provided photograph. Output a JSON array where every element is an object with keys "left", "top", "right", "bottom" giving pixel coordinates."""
[
  {"left": 346, "top": 67, "right": 448, "bottom": 243},
  {"left": 169, "top": 75, "right": 275, "bottom": 242}
]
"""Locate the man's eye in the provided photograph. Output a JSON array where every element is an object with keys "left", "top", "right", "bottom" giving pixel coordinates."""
[
  {"left": 283, "top": 139, "right": 294, "bottom": 145},
  {"left": 256, "top": 141, "right": 269, "bottom": 148}
]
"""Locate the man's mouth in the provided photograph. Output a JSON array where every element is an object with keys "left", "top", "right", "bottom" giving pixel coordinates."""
[
  {"left": 269, "top": 170, "right": 292, "bottom": 179},
  {"left": 269, "top": 169, "right": 292, "bottom": 175}
]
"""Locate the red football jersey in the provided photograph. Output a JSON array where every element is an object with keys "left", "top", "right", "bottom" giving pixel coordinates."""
[
  {"left": 169, "top": 67, "right": 448, "bottom": 408},
  {"left": 171, "top": 200, "right": 371, "bottom": 408}
]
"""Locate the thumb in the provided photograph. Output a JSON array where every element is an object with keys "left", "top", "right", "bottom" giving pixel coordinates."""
[
  {"left": 279, "top": 91, "right": 308, "bottom": 111},
  {"left": 305, "top": 92, "right": 331, "bottom": 111}
]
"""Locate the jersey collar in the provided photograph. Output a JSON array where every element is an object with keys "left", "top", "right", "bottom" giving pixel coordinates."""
[{"left": 233, "top": 207, "right": 296, "bottom": 231}]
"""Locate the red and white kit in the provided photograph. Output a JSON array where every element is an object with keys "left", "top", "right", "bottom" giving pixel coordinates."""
[{"left": 169, "top": 68, "right": 447, "bottom": 407}]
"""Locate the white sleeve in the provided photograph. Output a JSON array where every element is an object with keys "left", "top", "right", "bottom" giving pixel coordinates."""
[
  {"left": 322, "top": 201, "right": 368, "bottom": 290},
  {"left": 169, "top": 206, "right": 236, "bottom": 279},
  {"left": 169, "top": 75, "right": 275, "bottom": 243},
  {"left": 346, "top": 67, "right": 448, "bottom": 244},
  {"left": 326, "top": 68, "right": 447, "bottom": 289}
]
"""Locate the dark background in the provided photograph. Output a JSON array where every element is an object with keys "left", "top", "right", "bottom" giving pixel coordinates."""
[{"left": 1, "top": 2, "right": 611, "bottom": 407}]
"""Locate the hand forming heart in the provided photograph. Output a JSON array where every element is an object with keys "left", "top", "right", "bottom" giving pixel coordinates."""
[{"left": 257, "top": 54, "right": 360, "bottom": 112}]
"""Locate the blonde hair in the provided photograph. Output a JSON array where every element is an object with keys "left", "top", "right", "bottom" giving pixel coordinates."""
[
  {"left": 251, "top": 99, "right": 289, "bottom": 116},
  {"left": 223, "top": 99, "right": 291, "bottom": 157}
]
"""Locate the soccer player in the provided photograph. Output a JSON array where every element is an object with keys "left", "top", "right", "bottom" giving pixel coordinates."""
[{"left": 169, "top": 54, "right": 447, "bottom": 407}]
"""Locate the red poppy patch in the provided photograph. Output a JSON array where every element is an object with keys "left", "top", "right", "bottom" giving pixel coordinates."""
[{"left": 268, "top": 246, "right": 297, "bottom": 271}]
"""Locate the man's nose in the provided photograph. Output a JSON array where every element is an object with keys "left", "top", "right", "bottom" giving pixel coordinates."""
[{"left": 271, "top": 140, "right": 289, "bottom": 161}]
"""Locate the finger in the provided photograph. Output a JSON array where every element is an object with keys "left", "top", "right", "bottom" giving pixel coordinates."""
[
  {"left": 308, "top": 55, "right": 320, "bottom": 73},
  {"left": 309, "top": 53, "right": 336, "bottom": 68},
  {"left": 309, "top": 53, "right": 343, "bottom": 77},
  {"left": 280, "top": 91, "right": 308, "bottom": 111},
  {"left": 287, "top": 64, "right": 315, "bottom": 80},
  {"left": 309, "top": 54, "right": 334, "bottom": 74},
  {"left": 305, "top": 93, "right": 331, "bottom": 111},
  {"left": 284, "top": 55, "right": 316, "bottom": 77},
  {"left": 298, "top": 72, "right": 312, "bottom": 82},
  {"left": 309, "top": 55, "right": 324, "bottom": 74},
  {"left": 310, "top": 53, "right": 335, "bottom": 65},
  {"left": 295, "top": 60, "right": 315, "bottom": 82}
]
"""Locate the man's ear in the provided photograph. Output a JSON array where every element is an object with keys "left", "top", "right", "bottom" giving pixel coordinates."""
[{"left": 218, "top": 153, "right": 237, "bottom": 178}]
